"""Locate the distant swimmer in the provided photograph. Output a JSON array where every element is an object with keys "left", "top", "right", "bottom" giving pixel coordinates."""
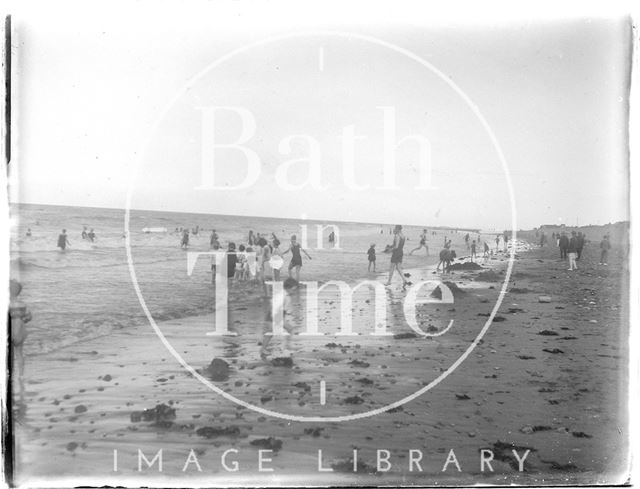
[
  {"left": 181, "top": 228, "right": 189, "bottom": 249},
  {"left": 283, "top": 234, "right": 312, "bottom": 282},
  {"left": 81, "top": 226, "right": 88, "bottom": 240},
  {"left": 88, "top": 228, "right": 96, "bottom": 242},
  {"left": 410, "top": 228, "right": 429, "bottom": 255},
  {"left": 25, "top": 228, "right": 32, "bottom": 237}
]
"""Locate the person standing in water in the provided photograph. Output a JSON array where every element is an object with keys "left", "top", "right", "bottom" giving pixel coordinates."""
[
  {"left": 87, "top": 228, "right": 96, "bottom": 242},
  {"left": 57, "top": 229, "right": 70, "bottom": 250},
  {"left": 181, "top": 228, "right": 189, "bottom": 249},
  {"left": 81, "top": 226, "right": 88, "bottom": 240},
  {"left": 409, "top": 229, "right": 429, "bottom": 255},
  {"left": 269, "top": 236, "right": 284, "bottom": 281},
  {"left": 283, "top": 234, "right": 312, "bottom": 282},
  {"left": 385, "top": 225, "right": 409, "bottom": 288},
  {"left": 25, "top": 228, "right": 32, "bottom": 237}
]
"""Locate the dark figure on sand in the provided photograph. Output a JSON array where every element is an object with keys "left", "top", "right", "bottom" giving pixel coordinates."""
[
  {"left": 576, "top": 232, "right": 585, "bottom": 260},
  {"left": 181, "top": 229, "right": 189, "bottom": 249},
  {"left": 367, "top": 244, "right": 376, "bottom": 272},
  {"left": 57, "top": 229, "right": 70, "bottom": 250},
  {"left": 558, "top": 232, "right": 569, "bottom": 259},
  {"left": 385, "top": 225, "right": 409, "bottom": 288}
]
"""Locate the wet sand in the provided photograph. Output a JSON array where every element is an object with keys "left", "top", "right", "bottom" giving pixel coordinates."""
[{"left": 12, "top": 242, "right": 629, "bottom": 486}]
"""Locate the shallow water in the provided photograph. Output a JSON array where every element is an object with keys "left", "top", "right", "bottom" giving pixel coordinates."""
[{"left": 10, "top": 203, "right": 493, "bottom": 356}]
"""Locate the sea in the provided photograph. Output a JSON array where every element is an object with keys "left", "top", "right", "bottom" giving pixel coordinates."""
[{"left": 10, "top": 203, "right": 468, "bottom": 356}]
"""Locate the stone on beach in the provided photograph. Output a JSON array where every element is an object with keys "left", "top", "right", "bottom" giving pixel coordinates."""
[
  {"left": 196, "top": 425, "right": 242, "bottom": 438},
  {"left": 130, "top": 403, "right": 176, "bottom": 424},
  {"left": 203, "top": 358, "right": 231, "bottom": 381},
  {"left": 250, "top": 437, "right": 283, "bottom": 451}
]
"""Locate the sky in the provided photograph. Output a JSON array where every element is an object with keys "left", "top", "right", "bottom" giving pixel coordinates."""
[{"left": 8, "top": 1, "right": 632, "bottom": 230}]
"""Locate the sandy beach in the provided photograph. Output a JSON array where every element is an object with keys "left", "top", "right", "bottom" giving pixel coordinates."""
[{"left": 11, "top": 238, "right": 629, "bottom": 487}]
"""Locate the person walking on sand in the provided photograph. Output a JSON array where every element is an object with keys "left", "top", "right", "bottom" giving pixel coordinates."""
[
  {"left": 599, "top": 234, "right": 611, "bottom": 265},
  {"left": 567, "top": 231, "right": 578, "bottom": 270},
  {"left": 57, "top": 229, "right": 70, "bottom": 251},
  {"left": 87, "top": 228, "right": 96, "bottom": 242},
  {"left": 539, "top": 232, "right": 546, "bottom": 248},
  {"left": 81, "top": 226, "right": 88, "bottom": 240},
  {"left": 367, "top": 243, "right": 376, "bottom": 272},
  {"left": 470, "top": 240, "right": 477, "bottom": 262},
  {"left": 464, "top": 233, "right": 470, "bottom": 250},
  {"left": 495, "top": 234, "right": 500, "bottom": 252},
  {"left": 558, "top": 232, "right": 569, "bottom": 259},
  {"left": 483, "top": 241, "right": 490, "bottom": 262},
  {"left": 410, "top": 229, "right": 429, "bottom": 255},
  {"left": 503, "top": 230, "right": 509, "bottom": 252},
  {"left": 385, "top": 225, "right": 410, "bottom": 288},
  {"left": 283, "top": 235, "right": 312, "bottom": 282},
  {"left": 576, "top": 232, "right": 585, "bottom": 260}
]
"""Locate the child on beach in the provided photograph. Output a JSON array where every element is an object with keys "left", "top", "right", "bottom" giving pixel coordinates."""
[
  {"left": 367, "top": 243, "right": 376, "bottom": 272},
  {"left": 57, "top": 229, "right": 70, "bottom": 250},
  {"left": 269, "top": 237, "right": 284, "bottom": 281},
  {"left": 470, "top": 240, "right": 477, "bottom": 262},
  {"left": 226, "top": 242, "right": 238, "bottom": 280},
  {"left": 283, "top": 235, "right": 312, "bottom": 282},
  {"left": 260, "top": 277, "right": 298, "bottom": 361},
  {"left": 235, "top": 244, "right": 247, "bottom": 280},
  {"left": 9, "top": 279, "right": 32, "bottom": 403},
  {"left": 246, "top": 246, "right": 258, "bottom": 281},
  {"left": 483, "top": 241, "right": 490, "bottom": 262}
]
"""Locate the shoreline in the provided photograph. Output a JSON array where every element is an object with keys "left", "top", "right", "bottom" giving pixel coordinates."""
[{"left": 12, "top": 242, "right": 629, "bottom": 486}]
